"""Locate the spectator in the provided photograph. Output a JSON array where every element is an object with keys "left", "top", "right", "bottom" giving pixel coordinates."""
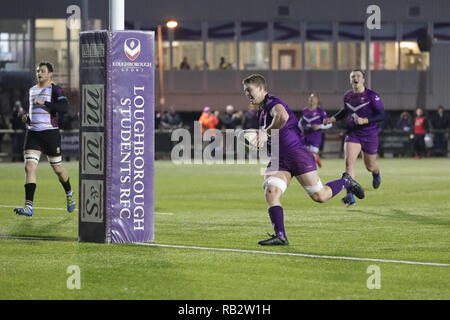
[
  {"left": 220, "top": 105, "right": 242, "bottom": 130},
  {"left": 431, "top": 105, "right": 449, "bottom": 156},
  {"left": 396, "top": 111, "right": 413, "bottom": 133},
  {"left": 0, "top": 111, "right": 7, "bottom": 153},
  {"left": 242, "top": 104, "right": 259, "bottom": 129},
  {"left": 199, "top": 106, "right": 219, "bottom": 135},
  {"left": 219, "top": 57, "right": 232, "bottom": 70},
  {"left": 413, "top": 107, "right": 428, "bottom": 159},
  {"left": 179, "top": 57, "right": 191, "bottom": 70},
  {"left": 155, "top": 111, "right": 161, "bottom": 129},
  {"left": 9, "top": 100, "right": 26, "bottom": 160},
  {"left": 160, "top": 106, "right": 184, "bottom": 130}
]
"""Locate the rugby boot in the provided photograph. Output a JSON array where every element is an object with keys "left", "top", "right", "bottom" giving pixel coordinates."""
[
  {"left": 14, "top": 205, "right": 34, "bottom": 217},
  {"left": 67, "top": 194, "right": 76, "bottom": 213},
  {"left": 258, "top": 233, "right": 289, "bottom": 246},
  {"left": 342, "top": 193, "right": 356, "bottom": 206},
  {"left": 372, "top": 172, "right": 381, "bottom": 189},
  {"left": 342, "top": 172, "right": 365, "bottom": 199}
]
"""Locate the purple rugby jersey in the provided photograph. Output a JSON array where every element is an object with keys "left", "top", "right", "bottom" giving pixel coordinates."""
[
  {"left": 258, "top": 94, "right": 304, "bottom": 156},
  {"left": 342, "top": 88, "right": 384, "bottom": 136},
  {"left": 298, "top": 106, "right": 329, "bottom": 148}
]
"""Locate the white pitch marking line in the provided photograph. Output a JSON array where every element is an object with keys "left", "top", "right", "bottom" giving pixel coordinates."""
[
  {"left": 135, "top": 242, "right": 450, "bottom": 267},
  {"left": 0, "top": 205, "right": 174, "bottom": 215}
]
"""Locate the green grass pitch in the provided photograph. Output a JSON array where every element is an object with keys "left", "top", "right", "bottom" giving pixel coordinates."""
[{"left": 0, "top": 159, "right": 449, "bottom": 299}]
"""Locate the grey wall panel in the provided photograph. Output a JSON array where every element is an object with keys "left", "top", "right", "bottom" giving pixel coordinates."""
[
  {"left": 172, "top": 70, "right": 204, "bottom": 92},
  {"left": 272, "top": 71, "right": 303, "bottom": 93}
]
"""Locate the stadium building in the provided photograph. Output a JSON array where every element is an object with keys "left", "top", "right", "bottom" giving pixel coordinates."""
[{"left": 0, "top": 0, "right": 449, "bottom": 157}]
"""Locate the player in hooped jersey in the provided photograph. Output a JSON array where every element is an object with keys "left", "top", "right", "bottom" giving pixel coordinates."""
[
  {"left": 243, "top": 74, "right": 365, "bottom": 245},
  {"left": 324, "top": 69, "right": 384, "bottom": 206},
  {"left": 13, "top": 61, "right": 76, "bottom": 217},
  {"left": 298, "top": 93, "right": 332, "bottom": 168}
]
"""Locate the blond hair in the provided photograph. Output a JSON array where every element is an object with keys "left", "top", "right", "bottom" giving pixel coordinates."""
[{"left": 242, "top": 74, "right": 267, "bottom": 90}]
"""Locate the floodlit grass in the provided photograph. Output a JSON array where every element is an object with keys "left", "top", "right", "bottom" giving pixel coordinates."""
[{"left": 0, "top": 159, "right": 449, "bottom": 299}]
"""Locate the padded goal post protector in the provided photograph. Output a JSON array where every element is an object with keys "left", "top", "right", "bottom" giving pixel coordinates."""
[{"left": 79, "top": 30, "right": 154, "bottom": 243}]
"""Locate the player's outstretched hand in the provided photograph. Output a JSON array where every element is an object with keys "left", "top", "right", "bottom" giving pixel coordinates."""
[
  {"left": 21, "top": 114, "right": 29, "bottom": 124},
  {"left": 352, "top": 114, "right": 369, "bottom": 125},
  {"left": 323, "top": 117, "right": 335, "bottom": 125}
]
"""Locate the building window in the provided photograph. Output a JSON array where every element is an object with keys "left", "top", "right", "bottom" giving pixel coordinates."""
[
  {"left": 369, "top": 42, "right": 398, "bottom": 70},
  {"left": 272, "top": 22, "right": 301, "bottom": 70},
  {"left": 206, "top": 22, "right": 236, "bottom": 70},
  {"left": 434, "top": 22, "right": 450, "bottom": 41},
  {"left": 172, "top": 22, "right": 203, "bottom": 70},
  {"left": 338, "top": 22, "right": 366, "bottom": 70},
  {"left": 305, "top": 42, "right": 333, "bottom": 70},
  {"left": 401, "top": 23, "right": 429, "bottom": 70},
  {"left": 35, "top": 19, "right": 69, "bottom": 86},
  {"left": 400, "top": 42, "right": 429, "bottom": 70},
  {"left": 305, "top": 22, "right": 333, "bottom": 69},
  {"left": 338, "top": 42, "right": 366, "bottom": 70},
  {"left": 0, "top": 19, "right": 31, "bottom": 71},
  {"left": 369, "top": 23, "right": 398, "bottom": 70},
  {"left": 239, "top": 22, "right": 269, "bottom": 70}
]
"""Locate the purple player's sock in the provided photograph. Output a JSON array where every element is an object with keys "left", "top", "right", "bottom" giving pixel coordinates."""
[
  {"left": 325, "top": 178, "right": 350, "bottom": 198},
  {"left": 268, "top": 206, "right": 287, "bottom": 239}
]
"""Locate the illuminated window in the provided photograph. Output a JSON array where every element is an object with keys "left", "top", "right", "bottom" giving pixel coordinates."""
[
  {"left": 369, "top": 23, "right": 398, "bottom": 70},
  {"left": 35, "top": 19, "right": 69, "bottom": 86},
  {"left": 305, "top": 22, "right": 333, "bottom": 70},
  {"left": 272, "top": 22, "right": 301, "bottom": 70},
  {"left": 305, "top": 42, "right": 333, "bottom": 70},
  {"left": 0, "top": 19, "right": 31, "bottom": 71},
  {"left": 369, "top": 42, "right": 398, "bottom": 70},
  {"left": 239, "top": 22, "right": 269, "bottom": 70},
  {"left": 401, "top": 23, "right": 429, "bottom": 70},
  {"left": 172, "top": 22, "right": 203, "bottom": 70},
  {"left": 206, "top": 22, "right": 236, "bottom": 70},
  {"left": 173, "top": 41, "right": 203, "bottom": 70},
  {"left": 400, "top": 42, "right": 429, "bottom": 70},
  {"left": 239, "top": 41, "right": 269, "bottom": 70},
  {"left": 338, "top": 22, "right": 366, "bottom": 70},
  {"left": 338, "top": 42, "right": 366, "bottom": 70}
]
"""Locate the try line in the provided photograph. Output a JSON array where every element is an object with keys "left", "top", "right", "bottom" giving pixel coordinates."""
[
  {"left": 0, "top": 204, "right": 174, "bottom": 215},
  {"left": 135, "top": 242, "right": 450, "bottom": 267}
]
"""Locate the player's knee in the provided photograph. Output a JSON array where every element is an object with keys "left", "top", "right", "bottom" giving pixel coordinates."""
[
  {"left": 24, "top": 153, "right": 39, "bottom": 174},
  {"left": 303, "top": 179, "right": 326, "bottom": 203},
  {"left": 24, "top": 161, "right": 36, "bottom": 174},
  {"left": 265, "top": 185, "right": 281, "bottom": 201},
  {"left": 310, "top": 191, "right": 327, "bottom": 203},
  {"left": 263, "top": 176, "right": 286, "bottom": 201},
  {"left": 365, "top": 162, "right": 377, "bottom": 172}
]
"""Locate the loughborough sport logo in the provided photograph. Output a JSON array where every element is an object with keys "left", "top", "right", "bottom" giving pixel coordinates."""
[{"left": 124, "top": 38, "right": 141, "bottom": 61}]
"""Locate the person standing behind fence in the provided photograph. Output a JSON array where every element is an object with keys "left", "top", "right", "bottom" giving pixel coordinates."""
[
  {"left": 431, "top": 105, "right": 449, "bottom": 156},
  {"left": 10, "top": 100, "right": 26, "bottom": 161},
  {"left": 220, "top": 105, "right": 242, "bottom": 130},
  {"left": 13, "top": 61, "right": 76, "bottom": 217},
  {"left": 396, "top": 111, "right": 413, "bottom": 133},
  {"left": 0, "top": 112, "right": 7, "bottom": 153},
  {"left": 242, "top": 104, "right": 259, "bottom": 129},
  {"left": 199, "top": 106, "right": 219, "bottom": 135},
  {"left": 413, "top": 107, "right": 428, "bottom": 159}
]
